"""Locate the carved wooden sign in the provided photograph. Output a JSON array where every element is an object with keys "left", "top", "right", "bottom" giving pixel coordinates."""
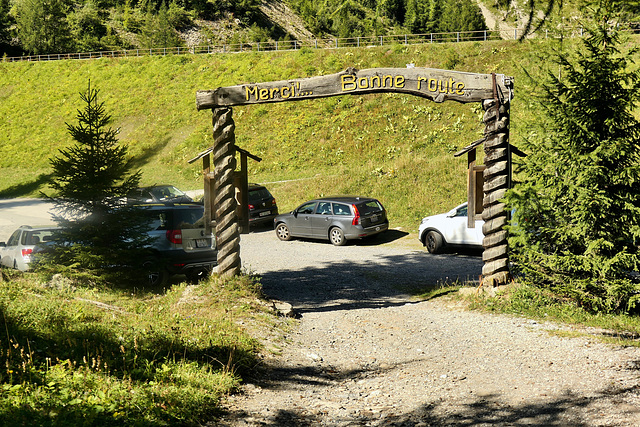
[{"left": 196, "top": 67, "right": 513, "bottom": 110}]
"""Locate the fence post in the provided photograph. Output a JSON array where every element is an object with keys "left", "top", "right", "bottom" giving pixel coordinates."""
[
  {"left": 514, "top": 29, "right": 517, "bottom": 39},
  {"left": 457, "top": 32, "right": 460, "bottom": 42},
  {"left": 380, "top": 35, "right": 383, "bottom": 46}
]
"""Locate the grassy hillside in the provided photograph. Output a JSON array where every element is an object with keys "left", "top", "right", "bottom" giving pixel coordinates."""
[{"left": 1, "top": 36, "right": 638, "bottom": 231}]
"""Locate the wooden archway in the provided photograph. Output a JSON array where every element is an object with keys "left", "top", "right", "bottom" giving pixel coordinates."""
[{"left": 195, "top": 67, "right": 514, "bottom": 287}]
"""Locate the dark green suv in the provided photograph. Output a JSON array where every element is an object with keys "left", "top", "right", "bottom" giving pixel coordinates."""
[{"left": 140, "top": 203, "right": 216, "bottom": 285}]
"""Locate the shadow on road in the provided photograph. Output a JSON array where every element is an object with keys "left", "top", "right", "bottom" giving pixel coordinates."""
[
  {"left": 219, "top": 374, "right": 637, "bottom": 426},
  {"left": 258, "top": 251, "right": 482, "bottom": 314}
]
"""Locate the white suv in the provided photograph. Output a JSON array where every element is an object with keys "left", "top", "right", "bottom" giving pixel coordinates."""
[{"left": 418, "top": 203, "right": 484, "bottom": 254}]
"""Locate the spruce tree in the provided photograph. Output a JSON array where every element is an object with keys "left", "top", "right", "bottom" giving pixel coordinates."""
[
  {"left": 42, "top": 82, "right": 151, "bottom": 284},
  {"left": 506, "top": 0, "right": 640, "bottom": 312}
]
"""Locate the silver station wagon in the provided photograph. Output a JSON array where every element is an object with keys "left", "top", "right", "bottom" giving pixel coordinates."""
[{"left": 274, "top": 196, "right": 389, "bottom": 246}]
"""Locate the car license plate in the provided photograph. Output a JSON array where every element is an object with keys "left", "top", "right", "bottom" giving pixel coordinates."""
[
  {"left": 196, "top": 239, "right": 208, "bottom": 248},
  {"left": 259, "top": 211, "right": 270, "bottom": 217}
]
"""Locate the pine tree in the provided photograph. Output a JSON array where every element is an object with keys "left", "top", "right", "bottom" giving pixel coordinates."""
[
  {"left": 506, "top": 0, "right": 640, "bottom": 312},
  {"left": 41, "top": 82, "right": 151, "bottom": 284},
  {"left": 13, "top": 0, "right": 71, "bottom": 54}
]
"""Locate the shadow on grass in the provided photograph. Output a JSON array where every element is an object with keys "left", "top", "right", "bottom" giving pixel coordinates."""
[
  {"left": 0, "top": 173, "right": 53, "bottom": 198},
  {"left": 0, "top": 292, "right": 248, "bottom": 426},
  {"left": 0, "top": 137, "right": 169, "bottom": 200}
]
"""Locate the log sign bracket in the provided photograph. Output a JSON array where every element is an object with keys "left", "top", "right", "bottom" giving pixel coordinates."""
[{"left": 196, "top": 67, "right": 514, "bottom": 286}]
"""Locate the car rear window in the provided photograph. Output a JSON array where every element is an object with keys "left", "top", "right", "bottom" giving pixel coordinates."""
[
  {"left": 356, "top": 200, "right": 384, "bottom": 215},
  {"left": 173, "top": 209, "right": 205, "bottom": 229},
  {"left": 248, "top": 188, "right": 273, "bottom": 202},
  {"left": 22, "top": 230, "right": 57, "bottom": 245},
  {"left": 146, "top": 208, "right": 204, "bottom": 230}
]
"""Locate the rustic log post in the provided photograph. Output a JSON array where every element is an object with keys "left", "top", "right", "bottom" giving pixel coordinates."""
[
  {"left": 212, "top": 107, "right": 241, "bottom": 277},
  {"left": 196, "top": 68, "right": 514, "bottom": 282},
  {"left": 481, "top": 98, "right": 510, "bottom": 287}
]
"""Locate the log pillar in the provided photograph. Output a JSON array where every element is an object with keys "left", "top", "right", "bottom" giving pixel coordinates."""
[
  {"left": 212, "top": 107, "right": 241, "bottom": 277},
  {"left": 481, "top": 99, "right": 510, "bottom": 287}
]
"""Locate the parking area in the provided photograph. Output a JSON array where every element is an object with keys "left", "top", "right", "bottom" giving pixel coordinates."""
[
  {"left": 0, "top": 200, "right": 483, "bottom": 299},
  {"left": 240, "top": 226, "right": 483, "bottom": 313},
  {"left": 0, "top": 199, "right": 56, "bottom": 243}
]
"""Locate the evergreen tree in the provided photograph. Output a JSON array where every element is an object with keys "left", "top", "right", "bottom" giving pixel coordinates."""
[
  {"left": 41, "top": 82, "right": 151, "bottom": 284},
  {"left": 12, "top": 0, "right": 71, "bottom": 54},
  {"left": 439, "top": 0, "right": 486, "bottom": 35},
  {"left": 67, "top": 0, "right": 108, "bottom": 52},
  {"left": 141, "top": 1, "right": 182, "bottom": 48},
  {"left": 506, "top": 0, "right": 640, "bottom": 312},
  {"left": 404, "top": 0, "right": 430, "bottom": 33},
  {"left": 0, "top": 0, "right": 12, "bottom": 45}
]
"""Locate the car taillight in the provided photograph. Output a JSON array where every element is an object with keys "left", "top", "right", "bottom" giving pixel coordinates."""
[
  {"left": 352, "top": 204, "right": 361, "bottom": 226},
  {"left": 248, "top": 204, "right": 255, "bottom": 210},
  {"left": 21, "top": 248, "right": 33, "bottom": 257},
  {"left": 166, "top": 230, "right": 182, "bottom": 244},
  {"left": 272, "top": 198, "right": 276, "bottom": 205}
]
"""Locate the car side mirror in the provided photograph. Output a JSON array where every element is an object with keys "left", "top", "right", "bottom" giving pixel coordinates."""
[
  {"left": 292, "top": 210, "right": 298, "bottom": 218},
  {"left": 0, "top": 242, "right": 5, "bottom": 247}
]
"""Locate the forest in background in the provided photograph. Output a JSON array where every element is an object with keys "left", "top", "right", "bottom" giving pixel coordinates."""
[{"left": 0, "top": 0, "right": 487, "bottom": 56}]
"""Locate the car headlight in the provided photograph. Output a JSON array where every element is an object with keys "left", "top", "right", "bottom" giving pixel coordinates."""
[{"left": 420, "top": 217, "right": 430, "bottom": 225}]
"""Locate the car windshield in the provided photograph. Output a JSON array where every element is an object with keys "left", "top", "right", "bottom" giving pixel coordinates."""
[
  {"left": 356, "top": 200, "right": 383, "bottom": 215},
  {"left": 150, "top": 186, "right": 185, "bottom": 199},
  {"left": 456, "top": 205, "right": 468, "bottom": 217}
]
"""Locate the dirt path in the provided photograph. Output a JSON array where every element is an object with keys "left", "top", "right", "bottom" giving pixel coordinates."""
[
  {"left": 213, "top": 230, "right": 640, "bottom": 426},
  {"left": 258, "top": 0, "right": 315, "bottom": 41},
  {"left": 475, "top": 0, "right": 521, "bottom": 40}
]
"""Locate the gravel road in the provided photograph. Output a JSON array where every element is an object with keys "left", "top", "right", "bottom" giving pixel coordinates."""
[{"left": 216, "top": 227, "right": 640, "bottom": 426}]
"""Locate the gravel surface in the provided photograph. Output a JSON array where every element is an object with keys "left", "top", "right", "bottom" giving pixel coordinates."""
[{"left": 215, "top": 228, "right": 640, "bottom": 426}]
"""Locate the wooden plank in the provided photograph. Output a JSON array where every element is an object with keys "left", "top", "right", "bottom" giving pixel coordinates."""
[
  {"left": 467, "top": 149, "right": 476, "bottom": 229},
  {"left": 196, "top": 67, "right": 514, "bottom": 109}
]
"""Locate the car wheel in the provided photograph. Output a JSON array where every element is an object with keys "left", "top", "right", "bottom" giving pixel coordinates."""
[
  {"left": 142, "top": 258, "right": 168, "bottom": 287},
  {"left": 275, "top": 223, "right": 292, "bottom": 241},
  {"left": 329, "top": 227, "right": 347, "bottom": 246},
  {"left": 425, "top": 231, "right": 444, "bottom": 254}
]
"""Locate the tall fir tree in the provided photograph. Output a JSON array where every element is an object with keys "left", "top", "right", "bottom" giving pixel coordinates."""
[
  {"left": 12, "top": 0, "right": 71, "bottom": 54},
  {"left": 42, "top": 82, "right": 151, "bottom": 284},
  {"left": 506, "top": 0, "right": 640, "bottom": 312}
]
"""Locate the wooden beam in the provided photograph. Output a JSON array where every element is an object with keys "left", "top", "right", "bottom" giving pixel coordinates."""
[{"left": 197, "top": 67, "right": 514, "bottom": 109}]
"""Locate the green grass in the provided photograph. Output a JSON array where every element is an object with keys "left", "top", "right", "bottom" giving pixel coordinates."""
[
  {"left": 1, "top": 37, "right": 598, "bottom": 231},
  {"left": 458, "top": 282, "right": 640, "bottom": 347},
  {"left": 0, "top": 270, "right": 290, "bottom": 426}
]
